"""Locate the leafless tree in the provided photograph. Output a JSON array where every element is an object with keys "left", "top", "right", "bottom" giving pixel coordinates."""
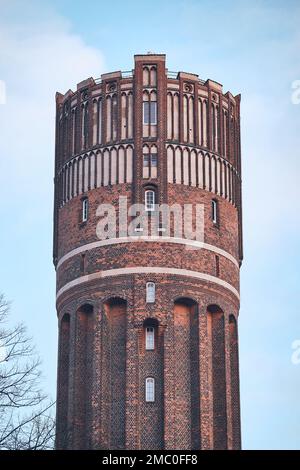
[{"left": 0, "top": 294, "right": 55, "bottom": 449}]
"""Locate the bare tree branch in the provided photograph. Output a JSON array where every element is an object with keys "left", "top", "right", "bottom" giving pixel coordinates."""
[{"left": 0, "top": 294, "right": 55, "bottom": 449}]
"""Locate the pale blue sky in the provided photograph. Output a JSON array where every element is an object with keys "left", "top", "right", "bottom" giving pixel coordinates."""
[{"left": 0, "top": 0, "right": 300, "bottom": 449}]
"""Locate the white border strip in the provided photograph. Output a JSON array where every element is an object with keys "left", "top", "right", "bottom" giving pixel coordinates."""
[
  {"left": 57, "top": 236, "right": 239, "bottom": 269},
  {"left": 56, "top": 266, "right": 240, "bottom": 301}
]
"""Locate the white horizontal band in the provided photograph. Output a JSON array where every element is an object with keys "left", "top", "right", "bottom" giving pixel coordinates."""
[
  {"left": 56, "top": 266, "right": 239, "bottom": 301},
  {"left": 57, "top": 236, "right": 239, "bottom": 269}
]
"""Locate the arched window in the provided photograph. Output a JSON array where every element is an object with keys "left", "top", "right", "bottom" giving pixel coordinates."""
[
  {"left": 145, "top": 189, "right": 155, "bottom": 212},
  {"left": 146, "top": 281, "right": 155, "bottom": 303},
  {"left": 145, "top": 326, "right": 155, "bottom": 350},
  {"left": 82, "top": 197, "right": 89, "bottom": 222},
  {"left": 212, "top": 199, "right": 218, "bottom": 224},
  {"left": 81, "top": 102, "right": 89, "bottom": 150},
  {"left": 145, "top": 377, "right": 155, "bottom": 402}
]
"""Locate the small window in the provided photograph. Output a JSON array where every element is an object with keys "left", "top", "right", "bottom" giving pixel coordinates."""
[
  {"left": 145, "top": 326, "right": 155, "bottom": 350},
  {"left": 212, "top": 199, "right": 218, "bottom": 224},
  {"left": 146, "top": 282, "right": 155, "bottom": 303},
  {"left": 82, "top": 198, "right": 89, "bottom": 222},
  {"left": 145, "top": 190, "right": 155, "bottom": 212},
  {"left": 145, "top": 377, "right": 155, "bottom": 402}
]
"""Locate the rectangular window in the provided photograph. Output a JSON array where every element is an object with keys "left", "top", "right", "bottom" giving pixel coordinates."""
[
  {"left": 143, "top": 154, "right": 150, "bottom": 178},
  {"left": 143, "top": 154, "right": 149, "bottom": 167},
  {"left": 212, "top": 199, "right": 218, "bottom": 224},
  {"left": 143, "top": 102, "right": 150, "bottom": 124},
  {"left": 150, "top": 102, "right": 157, "bottom": 124},
  {"left": 82, "top": 198, "right": 89, "bottom": 222},
  {"left": 150, "top": 154, "right": 157, "bottom": 167},
  {"left": 143, "top": 102, "right": 157, "bottom": 125},
  {"left": 146, "top": 327, "right": 155, "bottom": 350},
  {"left": 143, "top": 154, "right": 157, "bottom": 179},
  {"left": 145, "top": 190, "right": 155, "bottom": 211}
]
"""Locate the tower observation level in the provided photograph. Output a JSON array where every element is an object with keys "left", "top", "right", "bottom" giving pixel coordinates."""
[{"left": 53, "top": 53, "right": 243, "bottom": 450}]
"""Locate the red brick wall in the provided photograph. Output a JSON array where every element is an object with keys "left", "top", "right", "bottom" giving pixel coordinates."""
[
  {"left": 54, "top": 54, "right": 242, "bottom": 450},
  {"left": 55, "top": 314, "right": 70, "bottom": 449}
]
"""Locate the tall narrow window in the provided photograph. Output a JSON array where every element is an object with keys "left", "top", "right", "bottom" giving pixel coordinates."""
[
  {"left": 145, "top": 327, "right": 155, "bottom": 350},
  {"left": 143, "top": 101, "right": 150, "bottom": 125},
  {"left": 212, "top": 199, "right": 218, "bottom": 224},
  {"left": 143, "top": 101, "right": 157, "bottom": 125},
  {"left": 146, "top": 282, "right": 155, "bottom": 303},
  {"left": 143, "top": 154, "right": 150, "bottom": 178},
  {"left": 145, "top": 190, "right": 155, "bottom": 212},
  {"left": 82, "top": 198, "right": 89, "bottom": 222},
  {"left": 145, "top": 377, "right": 155, "bottom": 402},
  {"left": 150, "top": 101, "right": 157, "bottom": 124},
  {"left": 151, "top": 153, "right": 157, "bottom": 170}
]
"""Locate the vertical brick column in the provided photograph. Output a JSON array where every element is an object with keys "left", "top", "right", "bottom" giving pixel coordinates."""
[
  {"left": 224, "top": 313, "right": 233, "bottom": 449},
  {"left": 229, "top": 314, "right": 241, "bottom": 449},
  {"left": 125, "top": 304, "right": 140, "bottom": 449},
  {"left": 163, "top": 311, "right": 176, "bottom": 449},
  {"left": 91, "top": 302, "right": 103, "bottom": 449},
  {"left": 55, "top": 314, "right": 70, "bottom": 449},
  {"left": 198, "top": 304, "right": 213, "bottom": 449}
]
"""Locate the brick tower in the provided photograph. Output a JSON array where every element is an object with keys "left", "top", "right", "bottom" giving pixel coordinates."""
[{"left": 53, "top": 53, "right": 243, "bottom": 450}]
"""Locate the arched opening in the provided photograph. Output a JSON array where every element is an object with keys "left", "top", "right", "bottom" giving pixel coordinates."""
[
  {"left": 143, "top": 66, "right": 150, "bottom": 86},
  {"left": 111, "top": 93, "right": 118, "bottom": 141},
  {"left": 143, "top": 317, "right": 159, "bottom": 350},
  {"left": 106, "top": 95, "right": 112, "bottom": 142},
  {"left": 102, "top": 297, "right": 127, "bottom": 449},
  {"left": 73, "top": 303, "right": 94, "bottom": 449},
  {"left": 144, "top": 184, "right": 157, "bottom": 213},
  {"left": 56, "top": 313, "right": 70, "bottom": 449},
  {"left": 173, "top": 298, "right": 200, "bottom": 450},
  {"left": 146, "top": 282, "right": 156, "bottom": 304},
  {"left": 150, "top": 66, "right": 157, "bottom": 86},
  {"left": 81, "top": 102, "right": 89, "bottom": 150},
  {"left": 145, "top": 377, "right": 155, "bottom": 402},
  {"left": 207, "top": 304, "right": 227, "bottom": 449},
  {"left": 229, "top": 314, "right": 241, "bottom": 449}
]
